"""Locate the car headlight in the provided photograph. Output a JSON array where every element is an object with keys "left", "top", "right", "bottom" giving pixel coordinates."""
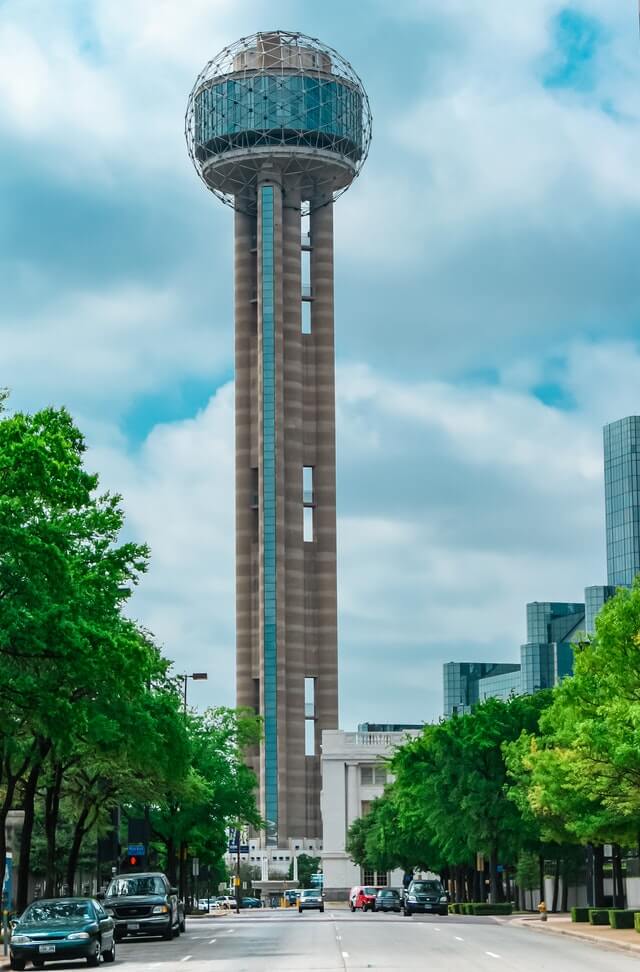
[
  {"left": 103, "top": 907, "right": 114, "bottom": 916},
  {"left": 408, "top": 895, "right": 417, "bottom": 902},
  {"left": 11, "top": 935, "right": 31, "bottom": 944},
  {"left": 152, "top": 905, "right": 169, "bottom": 914},
  {"left": 439, "top": 895, "right": 448, "bottom": 903},
  {"left": 67, "top": 933, "right": 91, "bottom": 941}
]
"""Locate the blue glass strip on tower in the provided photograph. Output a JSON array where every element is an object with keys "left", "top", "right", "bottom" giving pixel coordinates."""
[{"left": 261, "top": 184, "right": 278, "bottom": 842}]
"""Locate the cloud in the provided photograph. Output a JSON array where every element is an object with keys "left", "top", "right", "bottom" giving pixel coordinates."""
[{"left": 79, "top": 338, "right": 636, "bottom": 726}]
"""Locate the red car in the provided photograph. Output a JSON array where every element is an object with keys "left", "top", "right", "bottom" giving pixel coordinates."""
[{"left": 349, "top": 886, "right": 379, "bottom": 912}]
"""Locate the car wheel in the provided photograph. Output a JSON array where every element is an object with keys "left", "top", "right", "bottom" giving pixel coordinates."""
[
  {"left": 320, "top": 906, "right": 324, "bottom": 914},
  {"left": 179, "top": 917, "right": 186, "bottom": 933},
  {"left": 161, "top": 922, "right": 173, "bottom": 941},
  {"left": 404, "top": 907, "right": 412, "bottom": 917},
  {"left": 10, "top": 957, "right": 26, "bottom": 971},
  {"left": 33, "top": 962, "right": 45, "bottom": 969},
  {"left": 349, "top": 903, "right": 355, "bottom": 912},
  {"left": 298, "top": 907, "right": 302, "bottom": 914},
  {"left": 86, "top": 940, "right": 102, "bottom": 967},
  {"left": 103, "top": 940, "right": 116, "bottom": 964}
]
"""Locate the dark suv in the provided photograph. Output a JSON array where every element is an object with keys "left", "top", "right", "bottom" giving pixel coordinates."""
[
  {"left": 102, "top": 872, "right": 185, "bottom": 941},
  {"left": 403, "top": 879, "right": 448, "bottom": 917}
]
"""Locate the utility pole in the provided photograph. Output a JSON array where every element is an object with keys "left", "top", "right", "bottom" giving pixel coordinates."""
[{"left": 235, "top": 830, "right": 241, "bottom": 915}]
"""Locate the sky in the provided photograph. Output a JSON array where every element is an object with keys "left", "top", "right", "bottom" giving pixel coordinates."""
[{"left": 1, "top": 0, "right": 639, "bottom": 725}]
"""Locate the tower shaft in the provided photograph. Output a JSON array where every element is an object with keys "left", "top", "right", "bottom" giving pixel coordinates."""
[{"left": 235, "top": 175, "right": 338, "bottom": 844}]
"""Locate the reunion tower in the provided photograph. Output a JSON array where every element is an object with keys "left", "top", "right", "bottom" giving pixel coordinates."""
[{"left": 186, "top": 31, "right": 371, "bottom": 848}]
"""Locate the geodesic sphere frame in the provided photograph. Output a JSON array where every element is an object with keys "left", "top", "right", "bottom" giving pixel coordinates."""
[{"left": 185, "top": 30, "right": 372, "bottom": 214}]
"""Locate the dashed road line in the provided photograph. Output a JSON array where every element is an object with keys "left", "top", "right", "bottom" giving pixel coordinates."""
[
  {"left": 208, "top": 939, "right": 217, "bottom": 944},
  {"left": 180, "top": 956, "right": 192, "bottom": 962},
  {"left": 454, "top": 935, "right": 464, "bottom": 941},
  {"left": 486, "top": 951, "right": 501, "bottom": 959},
  {"left": 341, "top": 952, "right": 349, "bottom": 959}
]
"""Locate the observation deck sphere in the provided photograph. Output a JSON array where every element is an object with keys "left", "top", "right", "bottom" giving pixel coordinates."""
[{"left": 185, "top": 30, "right": 372, "bottom": 213}]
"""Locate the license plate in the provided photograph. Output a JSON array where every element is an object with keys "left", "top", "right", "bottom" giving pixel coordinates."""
[
  {"left": 128, "top": 923, "right": 140, "bottom": 931},
  {"left": 39, "top": 945, "right": 56, "bottom": 954}
]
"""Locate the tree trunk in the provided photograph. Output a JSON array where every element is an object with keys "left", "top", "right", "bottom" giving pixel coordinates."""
[
  {"left": 538, "top": 854, "right": 545, "bottom": 905},
  {"left": 612, "top": 845, "right": 625, "bottom": 909},
  {"left": 561, "top": 862, "right": 569, "bottom": 913},
  {"left": 16, "top": 760, "right": 43, "bottom": 912},
  {"left": 593, "top": 845, "right": 605, "bottom": 908},
  {"left": 551, "top": 854, "right": 560, "bottom": 912},
  {"left": 166, "top": 836, "right": 177, "bottom": 886},
  {"left": 44, "top": 762, "right": 64, "bottom": 896},
  {"left": 489, "top": 847, "right": 499, "bottom": 904},
  {"left": 178, "top": 840, "right": 187, "bottom": 900},
  {"left": 504, "top": 865, "right": 511, "bottom": 904},
  {"left": 66, "top": 803, "right": 92, "bottom": 895}
]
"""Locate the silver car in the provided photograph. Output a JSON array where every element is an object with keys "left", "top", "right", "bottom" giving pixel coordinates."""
[{"left": 298, "top": 888, "right": 324, "bottom": 914}]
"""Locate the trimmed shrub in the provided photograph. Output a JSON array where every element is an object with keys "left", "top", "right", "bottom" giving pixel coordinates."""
[
  {"left": 634, "top": 913, "right": 640, "bottom": 933},
  {"left": 461, "top": 903, "right": 474, "bottom": 915},
  {"left": 470, "top": 903, "right": 513, "bottom": 916},
  {"left": 448, "top": 903, "right": 462, "bottom": 914},
  {"left": 609, "top": 910, "right": 640, "bottom": 929},
  {"left": 571, "top": 907, "right": 590, "bottom": 923},
  {"left": 589, "top": 909, "right": 610, "bottom": 926}
]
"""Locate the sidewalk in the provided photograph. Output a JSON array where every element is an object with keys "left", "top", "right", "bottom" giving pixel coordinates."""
[{"left": 512, "top": 913, "right": 640, "bottom": 957}]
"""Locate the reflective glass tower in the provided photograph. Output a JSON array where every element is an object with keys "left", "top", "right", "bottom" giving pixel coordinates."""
[
  {"left": 186, "top": 32, "right": 371, "bottom": 846},
  {"left": 604, "top": 416, "right": 640, "bottom": 588}
]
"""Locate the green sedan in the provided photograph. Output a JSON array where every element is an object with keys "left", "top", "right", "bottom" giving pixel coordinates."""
[{"left": 10, "top": 898, "right": 116, "bottom": 970}]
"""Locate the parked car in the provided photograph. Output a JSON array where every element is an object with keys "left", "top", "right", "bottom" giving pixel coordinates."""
[
  {"left": 374, "top": 888, "right": 402, "bottom": 913},
  {"left": 349, "top": 886, "right": 378, "bottom": 912},
  {"left": 403, "top": 879, "right": 449, "bottom": 917},
  {"left": 10, "top": 897, "right": 115, "bottom": 970},
  {"left": 284, "top": 890, "right": 300, "bottom": 906},
  {"left": 240, "top": 897, "right": 262, "bottom": 909},
  {"left": 298, "top": 888, "right": 324, "bottom": 913},
  {"left": 101, "top": 872, "right": 185, "bottom": 940}
]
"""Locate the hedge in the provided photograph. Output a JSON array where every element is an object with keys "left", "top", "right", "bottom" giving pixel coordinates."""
[
  {"left": 470, "top": 903, "right": 513, "bottom": 916},
  {"left": 634, "top": 913, "right": 640, "bottom": 933},
  {"left": 609, "top": 910, "right": 640, "bottom": 929},
  {"left": 448, "top": 903, "right": 462, "bottom": 914},
  {"left": 588, "top": 909, "right": 610, "bottom": 925},
  {"left": 571, "top": 907, "right": 590, "bottom": 923}
]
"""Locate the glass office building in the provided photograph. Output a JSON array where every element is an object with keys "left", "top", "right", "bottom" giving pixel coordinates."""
[
  {"left": 443, "top": 662, "right": 522, "bottom": 717},
  {"left": 584, "top": 584, "right": 616, "bottom": 635},
  {"left": 604, "top": 416, "right": 640, "bottom": 588}
]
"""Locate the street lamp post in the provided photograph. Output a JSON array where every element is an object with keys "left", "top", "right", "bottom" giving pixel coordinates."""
[{"left": 181, "top": 672, "right": 208, "bottom": 714}]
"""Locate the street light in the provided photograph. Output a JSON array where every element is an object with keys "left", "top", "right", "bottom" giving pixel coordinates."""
[{"left": 181, "top": 672, "right": 208, "bottom": 713}]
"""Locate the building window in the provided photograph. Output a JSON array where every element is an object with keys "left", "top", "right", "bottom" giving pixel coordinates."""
[
  {"left": 360, "top": 765, "right": 388, "bottom": 786},
  {"left": 362, "top": 869, "right": 387, "bottom": 887},
  {"left": 303, "top": 466, "right": 314, "bottom": 542},
  {"left": 302, "top": 301, "right": 311, "bottom": 334},
  {"left": 304, "top": 676, "right": 316, "bottom": 755},
  {"left": 303, "top": 506, "right": 314, "bottom": 542}
]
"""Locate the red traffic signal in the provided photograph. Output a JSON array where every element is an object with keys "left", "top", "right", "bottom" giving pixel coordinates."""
[{"left": 129, "top": 856, "right": 138, "bottom": 867}]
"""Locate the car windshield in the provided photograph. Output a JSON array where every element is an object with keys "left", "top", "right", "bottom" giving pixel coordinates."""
[
  {"left": 379, "top": 890, "right": 398, "bottom": 896},
  {"left": 411, "top": 881, "right": 442, "bottom": 893},
  {"left": 22, "top": 901, "right": 94, "bottom": 923},
  {"left": 363, "top": 887, "right": 377, "bottom": 895},
  {"left": 301, "top": 889, "right": 319, "bottom": 898},
  {"left": 106, "top": 876, "right": 166, "bottom": 896}
]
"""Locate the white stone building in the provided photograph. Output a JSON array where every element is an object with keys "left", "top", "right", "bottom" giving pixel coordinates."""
[{"left": 320, "top": 728, "right": 421, "bottom": 899}]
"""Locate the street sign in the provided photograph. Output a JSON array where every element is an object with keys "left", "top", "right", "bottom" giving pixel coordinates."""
[
  {"left": 127, "top": 844, "right": 145, "bottom": 857},
  {"left": 227, "top": 842, "right": 250, "bottom": 854}
]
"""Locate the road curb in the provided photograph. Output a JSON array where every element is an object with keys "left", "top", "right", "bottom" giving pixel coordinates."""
[{"left": 522, "top": 917, "right": 640, "bottom": 956}]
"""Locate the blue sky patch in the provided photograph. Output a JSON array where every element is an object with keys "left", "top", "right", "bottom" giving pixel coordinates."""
[{"left": 542, "top": 8, "right": 604, "bottom": 92}]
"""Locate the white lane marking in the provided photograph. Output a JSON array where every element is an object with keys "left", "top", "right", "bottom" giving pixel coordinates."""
[
  {"left": 486, "top": 952, "right": 501, "bottom": 959},
  {"left": 433, "top": 927, "right": 441, "bottom": 932},
  {"left": 341, "top": 953, "right": 349, "bottom": 959},
  {"left": 181, "top": 956, "right": 192, "bottom": 962},
  {"left": 454, "top": 935, "right": 464, "bottom": 941},
  {"left": 209, "top": 939, "right": 217, "bottom": 944},
  {"left": 227, "top": 928, "right": 235, "bottom": 933},
  {"left": 336, "top": 934, "right": 342, "bottom": 940}
]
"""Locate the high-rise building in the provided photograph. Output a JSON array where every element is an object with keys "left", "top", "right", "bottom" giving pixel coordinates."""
[
  {"left": 443, "top": 662, "right": 522, "bottom": 717},
  {"left": 604, "top": 416, "right": 640, "bottom": 588},
  {"left": 186, "top": 32, "right": 371, "bottom": 847}
]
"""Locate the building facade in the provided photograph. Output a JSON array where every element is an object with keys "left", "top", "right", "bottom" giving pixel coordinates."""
[
  {"left": 186, "top": 32, "right": 371, "bottom": 847},
  {"left": 320, "top": 729, "right": 420, "bottom": 898},
  {"left": 443, "top": 662, "right": 521, "bottom": 717},
  {"left": 605, "top": 416, "right": 640, "bottom": 588}
]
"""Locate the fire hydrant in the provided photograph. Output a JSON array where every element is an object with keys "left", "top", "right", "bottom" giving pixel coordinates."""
[{"left": 538, "top": 900, "right": 548, "bottom": 922}]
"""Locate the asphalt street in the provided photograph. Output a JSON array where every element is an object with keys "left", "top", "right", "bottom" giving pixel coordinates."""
[{"left": 53, "top": 911, "right": 640, "bottom": 972}]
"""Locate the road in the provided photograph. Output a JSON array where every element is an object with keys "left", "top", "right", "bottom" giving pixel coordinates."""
[{"left": 97, "top": 910, "right": 640, "bottom": 971}]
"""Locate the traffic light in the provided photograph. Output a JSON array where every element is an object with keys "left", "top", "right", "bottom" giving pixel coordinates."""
[{"left": 129, "top": 856, "right": 138, "bottom": 868}]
